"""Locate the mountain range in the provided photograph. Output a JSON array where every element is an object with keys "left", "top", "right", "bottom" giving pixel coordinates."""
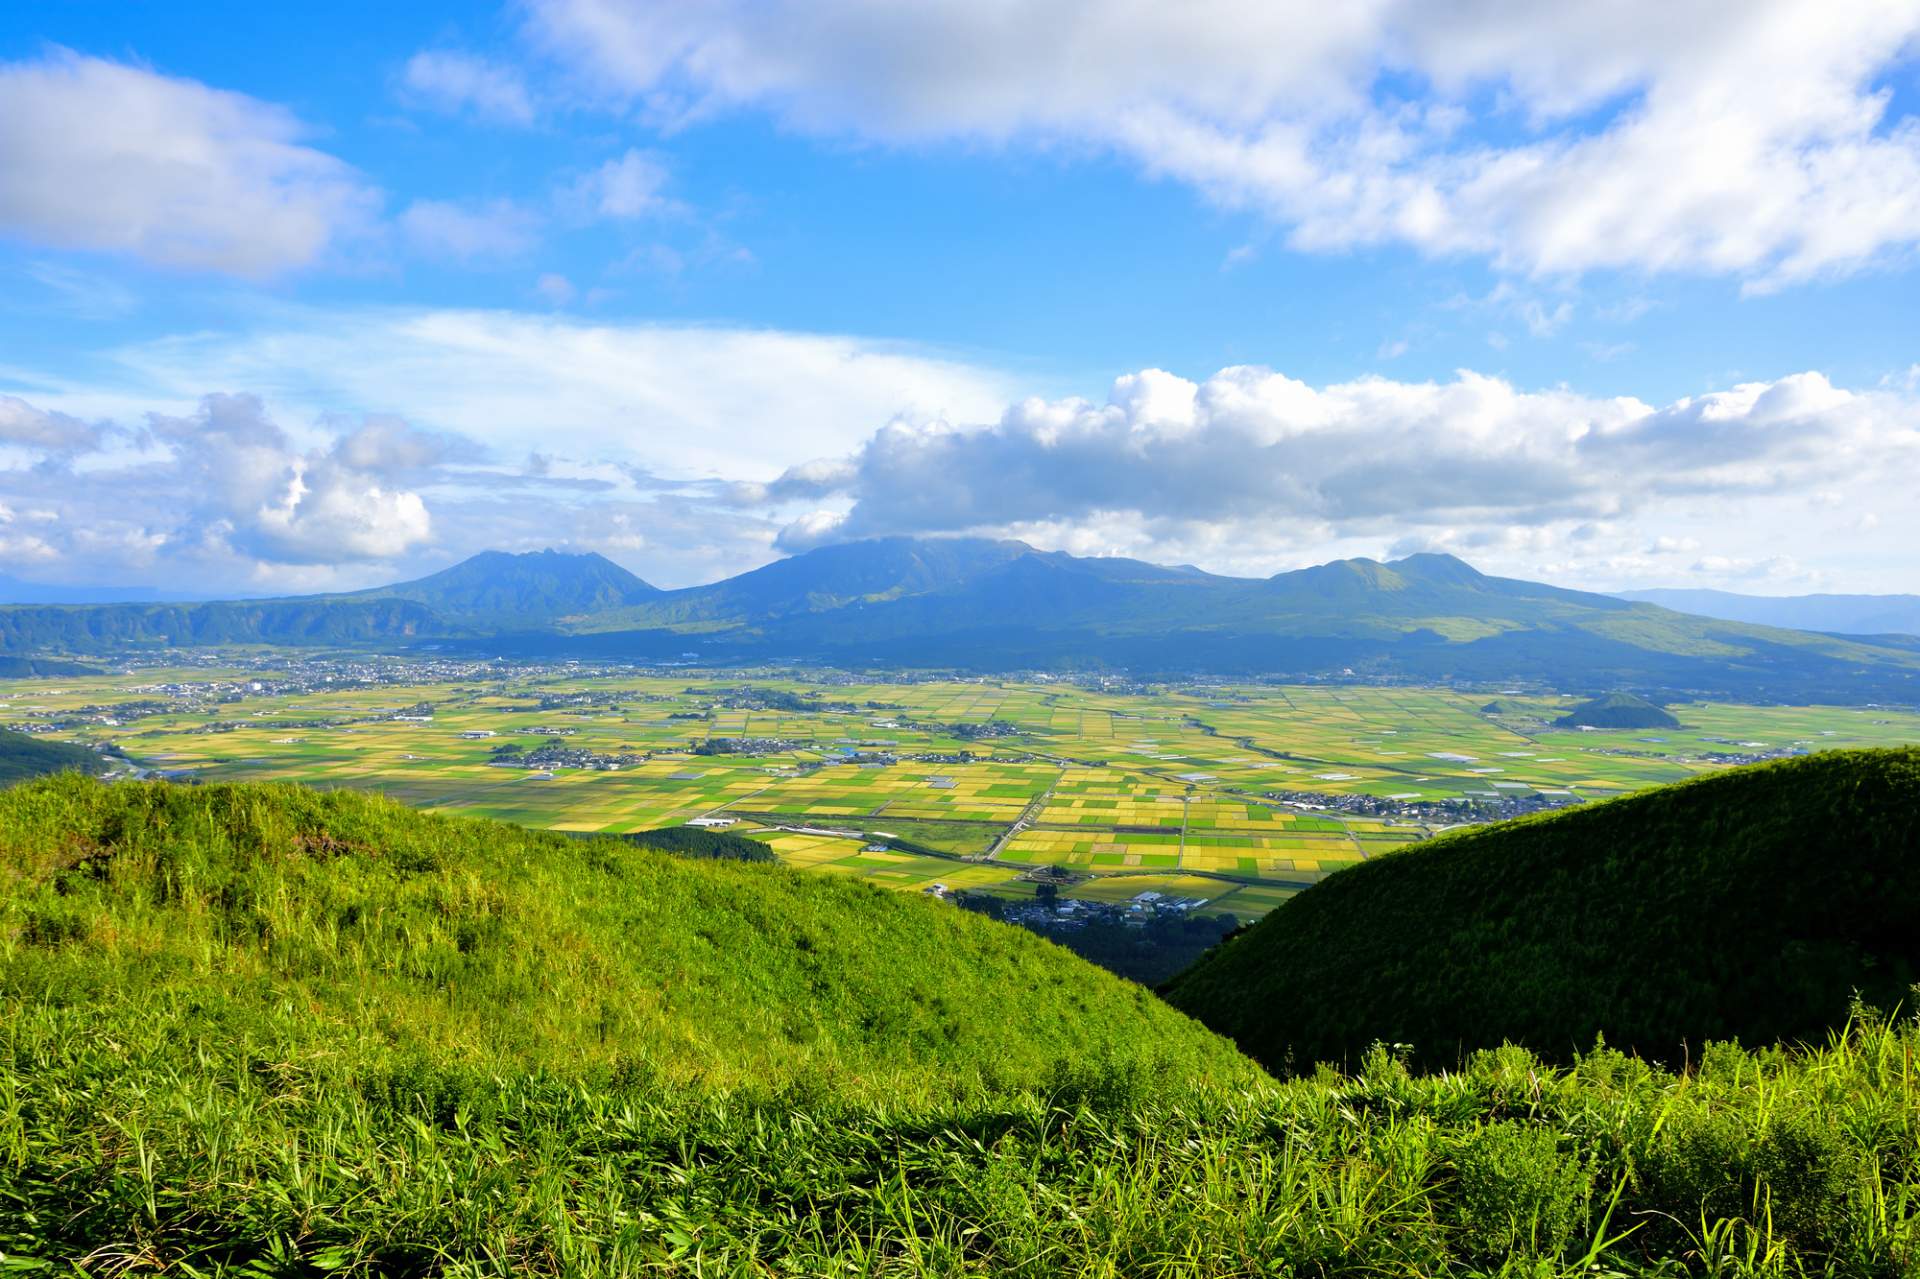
[
  {"left": 1615, "top": 587, "right": 1920, "bottom": 638},
  {"left": 3, "top": 538, "right": 1917, "bottom": 701}
]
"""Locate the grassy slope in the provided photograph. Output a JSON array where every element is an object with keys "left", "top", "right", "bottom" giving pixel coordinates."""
[
  {"left": 1167, "top": 748, "right": 1920, "bottom": 1074},
  {"left": 6, "top": 777, "right": 1920, "bottom": 1272},
  {"left": 0, "top": 776, "right": 1250, "bottom": 1100},
  {"left": 1554, "top": 691, "right": 1681, "bottom": 728},
  {"left": 0, "top": 729, "right": 103, "bottom": 786}
]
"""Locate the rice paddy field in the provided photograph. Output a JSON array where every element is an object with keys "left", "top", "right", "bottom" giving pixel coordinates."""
[{"left": 7, "top": 662, "right": 1919, "bottom": 922}]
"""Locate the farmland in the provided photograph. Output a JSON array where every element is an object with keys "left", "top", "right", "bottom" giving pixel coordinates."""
[{"left": 6, "top": 659, "right": 1919, "bottom": 924}]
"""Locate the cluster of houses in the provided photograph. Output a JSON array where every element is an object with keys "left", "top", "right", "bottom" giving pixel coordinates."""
[
  {"left": 1264, "top": 786, "right": 1578, "bottom": 825},
  {"left": 934, "top": 885, "right": 1214, "bottom": 932}
]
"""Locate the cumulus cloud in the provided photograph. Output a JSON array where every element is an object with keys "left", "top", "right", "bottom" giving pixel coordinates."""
[
  {"left": 0, "top": 393, "right": 437, "bottom": 586},
  {"left": 327, "top": 415, "right": 465, "bottom": 474},
  {"left": 745, "top": 364, "right": 1920, "bottom": 582},
  {"left": 0, "top": 50, "right": 377, "bottom": 277},
  {"left": 529, "top": 0, "right": 1920, "bottom": 286},
  {"left": 399, "top": 50, "right": 536, "bottom": 125},
  {"left": 145, "top": 395, "right": 433, "bottom": 563}
]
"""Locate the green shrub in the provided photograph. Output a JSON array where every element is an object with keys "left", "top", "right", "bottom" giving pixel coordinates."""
[{"left": 1450, "top": 1121, "right": 1591, "bottom": 1260}]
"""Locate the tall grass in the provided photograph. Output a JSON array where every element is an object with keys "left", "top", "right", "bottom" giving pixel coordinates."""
[
  {"left": 4, "top": 776, "right": 1919, "bottom": 1274},
  {"left": 5, "top": 1000, "right": 1919, "bottom": 1274}
]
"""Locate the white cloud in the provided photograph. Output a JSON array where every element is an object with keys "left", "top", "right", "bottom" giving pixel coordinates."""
[
  {"left": 400, "top": 199, "right": 541, "bottom": 260},
  {"left": 0, "top": 308, "right": 1017, "bottom": 590},
  {"left": 0, "top": 392, "right": 437, "bottom": 588},
  {"left": 740, "top": 363, "right": 1920, "bottom": 586},
  {"left": 0, "top": 531, "right": 59, "bottom": 563},
  {"left": 145, "top": 394, "right": 434, "bottom": 563},
  {"left": 327, "top": 415, "right": 464, "bottom": 474},
  {"left": 563, "top": 149, "right": 676, "bottom": 220},
  {"left": 100, "top": 306, "right": 1023, "bottom": 480},
  {"left": 529, "top": 0, "right": 1920, "bottom": 287},
  {"left": 0, "top": 50, "right": 377, "bottom": 277},
  {"left": 399, "top": 50, "right": 536, "bottom": 125},
  {"left": 0, "top": 395, "right": 103, "bottom": 454},
  {"left": 10, "top": 310, "right": 1917, "bottom": 593}
]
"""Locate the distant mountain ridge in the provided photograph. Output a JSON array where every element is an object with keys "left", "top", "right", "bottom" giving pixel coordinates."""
[
  {"left": 0, "top": 549, "right": 650, "bottom": 653},
  {"left": 2, "top": 539, "right": 1918, "bottom": 701},
  {"left": 334, "top": 548, "right": 658, "bottom": 626},
  {"left": 1616, "top": 587, "right": 1920, "bottom": 638}
]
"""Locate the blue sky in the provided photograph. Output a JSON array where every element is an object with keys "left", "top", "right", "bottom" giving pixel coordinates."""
[{"left": 2, "top": 1, "right": 1917, "bottom": 595}]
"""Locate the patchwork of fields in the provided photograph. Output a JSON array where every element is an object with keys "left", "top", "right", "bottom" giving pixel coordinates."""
[{"left": 6, "top": 663, "right": 1918, "bottom": 922}]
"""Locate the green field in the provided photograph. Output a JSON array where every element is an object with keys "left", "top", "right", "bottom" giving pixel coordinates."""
[{"left": 7, "top": 663, "right": 1919, "bottom": 922}]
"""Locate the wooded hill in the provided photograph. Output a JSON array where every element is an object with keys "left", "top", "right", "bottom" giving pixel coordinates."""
[
  {"left": 0, "top": 729, "right": 103, "bottom": 786},
  {"left": 1166, "top": 748, "right": 1920, "bottom": 1073}
]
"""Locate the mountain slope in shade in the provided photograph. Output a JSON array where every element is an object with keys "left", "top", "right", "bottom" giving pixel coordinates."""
[
  {"left": 0, "top": 597, "right": 460, "bottom": 653},
  {"left": 341, "top": 548, "right": 659, "bottom": 625},
  {"left": 1165, "top": 748, "right": 1920, "bottom": 1073},
  {"left": 1616, "top": 588, "right": 1920, "bottom": 638},
  {"left": 565, "top": 540, "right": 1920, "bottom": 701},
  {"left": 616, "top": 536, "right": 1035, "bottom": 626},
  {"left": 0, "top": 730, "right": 106, "bottom": 786}
]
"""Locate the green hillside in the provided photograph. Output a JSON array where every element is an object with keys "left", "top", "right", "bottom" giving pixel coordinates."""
[
  {"left": 0, "top": 729, "right": 104, "bottom": 786},
  {"left": 1167, "top": 748, "right": 1920, "bottom": 1073},
  {"left": 1555, "top": 691, "right": 1681, "bottom": 729},
  {"left": 0, "top": 776, "right": 1246, "bottom": 1098},
  {"left": 8, "top": 776, "right": 1920, "bottom": 1273}
]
